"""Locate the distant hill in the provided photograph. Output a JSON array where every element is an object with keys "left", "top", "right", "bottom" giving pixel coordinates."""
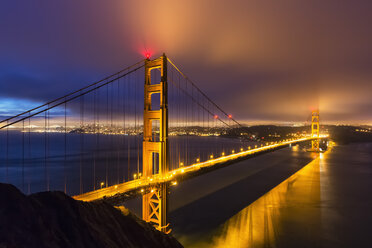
[
  {"left": 224, "top": 125, "right": 372, "bottom": 144},
  {"left": 0, "top": 183, "right": 183, "bottom": 248}
]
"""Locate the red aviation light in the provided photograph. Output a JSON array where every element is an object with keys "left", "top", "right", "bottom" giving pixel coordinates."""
[
  {"left": 214, "top": 115, "right": 218, "bottom": 119},
  {"left": 228, "top": 114, "right": 232, "bottom": 119},
  {"left": 145, "top": 52, "right": 151, "bottom": 59}
]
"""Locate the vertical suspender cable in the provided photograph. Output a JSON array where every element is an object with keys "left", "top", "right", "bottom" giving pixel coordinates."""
[
  {"left": 127, "top": 73, "right": 131, "bottom": 181},
  {"left": 136, "top": 69, "right": 139, "bottom": 175},
  {"left": 6, "top": 121, "right": 8, "bottom": 183},
  {"left": 110, "top": 82, "right": 114, "bottom": 186},
  {"left": 64, "top": 98, "right": 67, "bottom": 193},
  {"left": 117, "top": 79, "right": 120, "bottom": 184},
  {"left": 93, "top": 90, "right": 96, "bottom": 190},
  {"left": 105, "top": 85, "right": 109, "bottom": 187},
  {"left": 22, "top": 119, "right": 25, "bottom": 192},
  {"left": 28, "top": 113, "right": 31, "bottom": 194},
  {"left": 44, "top": 110, "right": 47, "bottom": 190}
]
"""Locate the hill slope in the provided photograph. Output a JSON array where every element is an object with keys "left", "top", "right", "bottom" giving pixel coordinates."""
[{"left": 0, "top": 183, "right": 183, "bottom": 248}]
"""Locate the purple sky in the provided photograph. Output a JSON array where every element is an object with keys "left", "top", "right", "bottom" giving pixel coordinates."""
[{"left": 1, "top": 1, "right": 371, "bottom": 125}]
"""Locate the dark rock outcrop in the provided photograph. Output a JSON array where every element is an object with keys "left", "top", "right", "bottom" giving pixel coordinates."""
[{"left": 0, "top": 183, "right": 183, "bottom": 248}]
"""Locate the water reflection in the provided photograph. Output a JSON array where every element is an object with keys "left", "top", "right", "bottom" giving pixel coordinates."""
[{"left": 208, "top": 150, "right": 328, "bottom": 248}]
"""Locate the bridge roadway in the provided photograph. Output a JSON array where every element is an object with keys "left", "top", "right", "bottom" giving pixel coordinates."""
[{"left": 73, "top": 136, "right": 327, "bottom": 202}]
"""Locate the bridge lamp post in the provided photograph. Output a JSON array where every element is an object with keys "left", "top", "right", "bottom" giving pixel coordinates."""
[{"left": 100, "top": 182, "right": 104, "bottom": 189}]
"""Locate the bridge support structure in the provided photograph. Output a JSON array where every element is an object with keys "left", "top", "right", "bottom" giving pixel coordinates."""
[
  {"left": 142, "top": 54, "right": 170, "bottom": 233},
  {"left": 311, "top": 110, "right": 320, "bottom": 152}
]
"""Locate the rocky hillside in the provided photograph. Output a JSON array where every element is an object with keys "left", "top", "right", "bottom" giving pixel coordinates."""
[{"left": 0, "top": 183, "right": 183, "bottom": 248}]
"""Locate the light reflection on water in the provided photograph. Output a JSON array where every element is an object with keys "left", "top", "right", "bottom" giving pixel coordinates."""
[{"left": 196, "top": 149, "right": 326, "bottom": 248}]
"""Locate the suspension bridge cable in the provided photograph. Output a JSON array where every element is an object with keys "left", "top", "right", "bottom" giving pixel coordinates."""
[
  {"left": 166, "top": 74, "right": 230, "bottom": 127},
  {"left": 0, "top": 64, "right": 145, "bottom": 130},
  {"left": 0, "top": 60, "right": 146, "bottom": 125},
  {"left": 167, "top": 58, "right": 243, "bottom": 128}
]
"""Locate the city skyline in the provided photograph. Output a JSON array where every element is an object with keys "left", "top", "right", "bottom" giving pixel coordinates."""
[{"left": 1, "top": 1, "right": 371, "bottom": 125}]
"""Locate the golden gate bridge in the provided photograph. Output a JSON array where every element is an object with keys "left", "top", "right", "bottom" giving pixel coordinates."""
[{"left": 0, "top": 54, "right": 327, "bottom": 233}]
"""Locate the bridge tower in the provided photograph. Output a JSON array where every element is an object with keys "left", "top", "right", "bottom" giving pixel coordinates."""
[
  {"left": 311, "top": 110, "right": 320, "bottom": 152},
  {"left": 142, "top": 54, "right": 170, "bottom": 233}
]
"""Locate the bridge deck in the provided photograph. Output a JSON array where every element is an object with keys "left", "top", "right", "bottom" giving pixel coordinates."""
[{"left": 73, "top": 136, "right": 327, "bottom": 202}]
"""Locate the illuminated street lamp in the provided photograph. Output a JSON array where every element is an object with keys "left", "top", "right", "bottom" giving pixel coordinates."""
[
  {"left": 100, "top": 182, "right": 104, "bottom": 189},
  {"left": 133, "top": 174, "right": 137, "bottom": 179}
]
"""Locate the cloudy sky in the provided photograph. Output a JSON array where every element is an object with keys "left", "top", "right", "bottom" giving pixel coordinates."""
[{"left": 1, "top": 0, "right": 371, "bottom": 124}]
